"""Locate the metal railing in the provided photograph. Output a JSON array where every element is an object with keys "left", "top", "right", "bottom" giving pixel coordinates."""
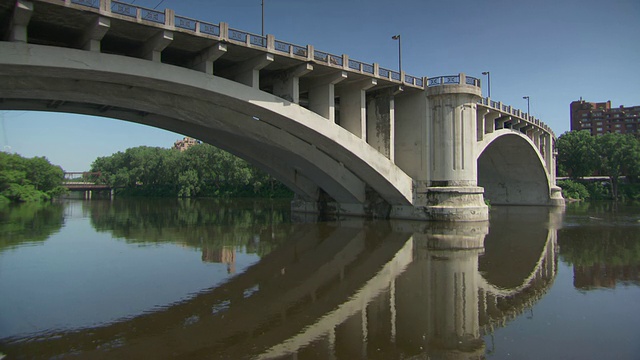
[{"left": 478, "top": 97, "right": 553, "bottom": 137}]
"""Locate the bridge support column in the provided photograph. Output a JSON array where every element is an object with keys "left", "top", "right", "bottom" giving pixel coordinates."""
[
  {"left": 483, "top": 111, "right": 501, "bottom": 135},
  {"left": 394, "top": 91, "right": 428, "bottom": 181},
  {"left": 227, "top": 53, "right": 274, "bottom": 89},
  {"left": 78, "top": 16, "right": 110, "bottom": 51},
  {"left": 272, "top": 63, "right": 313, "bottom": 104},
  {"left": 495, "top": 115, "right": 511, "bottom": 130},
  {"left": 335, "top": 79, "right": 377, "bottom": 139},
  {"left": 476, "top": 108, "right": 488, "bottom": 141},
  {"left": 8, "top": 0, "right": 33, "bottom": 43},
  {"left": 188, "top": 43, "right": 227, "bottom": 75},
  {"left": 307, "top": 71, "right": 347, "bottom": 122},
  {"left": 367, "top": 87, "right": 401, "bottom": 161},
  {"left": 423, "top": 73, "right": 488, "bottom": 221},
  {"left": 136, "top": 30, "right": 173, "bottom": 62}
]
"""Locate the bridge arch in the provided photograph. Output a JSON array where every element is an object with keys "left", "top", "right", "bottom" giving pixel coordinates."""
[
  {"left": 0, "top": 42, "right": 413, "bottom": 211},
  {"left": 477, "top": 130, "right": 551, "bottom": 205}
]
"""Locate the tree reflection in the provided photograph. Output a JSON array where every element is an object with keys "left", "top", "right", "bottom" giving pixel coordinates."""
[
  {"left": 0, "top": 202, "right": 64, "bottom": 252},
  {"left": 559, "top": 226, "right": 640, "bottom": 289},
  {"left": 88, "top": 198, "right": 294, "bottom": 257}
]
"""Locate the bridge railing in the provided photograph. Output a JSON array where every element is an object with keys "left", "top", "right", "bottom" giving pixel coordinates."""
[
  {"left": 61, "top": 0, "right": 425, "bottom": 88},
  {"left": 478, "top": 97, "right": 554, "bottom": 137},
  {"left": 426, "top": 74, "right": 480, "bottom": 88}
]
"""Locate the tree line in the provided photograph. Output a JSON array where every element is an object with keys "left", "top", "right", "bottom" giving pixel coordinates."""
[
  {"left": 557, "top": 131, "right": 640, "bottom": 200},
  {"left": 0, "top": 152, "right": 66, "bottom": 204},
  {"left": 90, "top": 143, "right": 292, "bottom": 198}
]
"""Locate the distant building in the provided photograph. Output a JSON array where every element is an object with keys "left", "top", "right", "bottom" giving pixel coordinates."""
[
  {"left": 173, "top": 137, "right": 200, "bottom": 151},
  {"left": 570, "top": 99, "right": 640, "bottom": 137}
]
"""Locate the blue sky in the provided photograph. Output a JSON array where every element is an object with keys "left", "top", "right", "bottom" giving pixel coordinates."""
[{"left": 1, "top": 0, "right": 639, "bottom": 171}]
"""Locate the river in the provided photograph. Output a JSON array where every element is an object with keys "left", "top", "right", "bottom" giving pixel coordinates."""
[{"left": 0, "top": 199, "right": 639, "bottom": 359}]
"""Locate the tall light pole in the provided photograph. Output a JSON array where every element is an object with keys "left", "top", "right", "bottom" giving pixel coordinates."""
[
  {"left": 392, "top": 34, "right": 402, "bottom": 74},
  {"left": 482, "top": 71, "right": 491, "bottom": 98},
  {"left": 261, "top": 0, "right": 264, "bottom": 36},
  {"left": 523, "top": 96, "right": 530, "bottom": 116}
]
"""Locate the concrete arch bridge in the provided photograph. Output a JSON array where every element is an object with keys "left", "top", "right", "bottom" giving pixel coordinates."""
[{"left": 0, "top": 0, "right": 563, "bottom": 221}]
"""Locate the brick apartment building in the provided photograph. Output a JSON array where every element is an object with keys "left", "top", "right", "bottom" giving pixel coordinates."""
[
  {"left": 570, "top": 99, "right": 640, "bottom": 137},
  {"left": 173, "top": 137, "right": 200, "bottom": 151}
]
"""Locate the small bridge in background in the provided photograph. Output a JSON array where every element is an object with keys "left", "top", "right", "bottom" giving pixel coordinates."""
[{"left": 63, "top": 171, "right": 113, "bottom": 198}]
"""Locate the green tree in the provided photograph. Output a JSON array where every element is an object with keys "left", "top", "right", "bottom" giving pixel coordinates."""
[
  {"left": 596, "top": 133, "right": 640, "bottom": 199},
  {"left": 0, "top": 152, "right": 65, "bottom": 203},
  {"left": 90, "top": 143, "right": 292, "bottom": 198},
  {"left": 557, "top": 130, "right": 597, "bottom": 179}
]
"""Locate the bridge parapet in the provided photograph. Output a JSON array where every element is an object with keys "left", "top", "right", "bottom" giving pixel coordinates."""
[
  {"left": 46, "top": 0, "right": 426, "bottom": 89},
  {"left": 478, "top": 97, "right": 555, "bottom": 138}
]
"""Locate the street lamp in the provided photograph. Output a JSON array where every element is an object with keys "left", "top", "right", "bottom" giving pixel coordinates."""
[
  {"left": 482, "top": 71, "right": 491, "bottom": 98},
  {"left": 261, "top": 0, "right": 264, "bottom": 36},
  {"left": 392, "top": 34, "right": 402, "bottom": 75},
  {"left": 523, "top": 96, "right": 530, "bottom": 117}
]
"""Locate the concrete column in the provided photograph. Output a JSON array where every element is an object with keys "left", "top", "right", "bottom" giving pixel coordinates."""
[
  {"left": 335, "top": 79, "right": 377, "bottom": 139},
  {"left": 545, "top": 134, "right": 554, "bottom": 182},
  {"left": 136, "top": 29, "right": 173, "bottom": 62},
  {"left": 307, "top": 71, "right": 347, "bottom": 122},
  {"left": 495, "top": 115, "right": 511, "bottom": 130},
  {"left": 427, "top": 77, "right": 479, "bottom": 186},
  {"left": 531, "top": 128, "right": 543, "bottom": 150},
  {"left": 227, "top": 53, "right": 274, "bottom": 88},
  {"left": 367, "top": 87, "right": 400, "bottom": 161},
  {"left": 272, "top": 63, "right": 313, "bottom": 104},
  {"left": 188, "top": 42, "right": 227, "bottom": 75},
  {"left": 476, "top": 108, "right": 488, "bottom": 141},
  {"left": 394, "top": 91, "right": 428, "bottom": 181},
  {"left": 483, "top": 111, "right": 501, "bottom": 135},
  {"left": 78, "top": 16, "right": 110, "bottom": 51},
  {"left": 423, "top": 73, "right": 487, "bottom": 221},
  {"left": 511, "top": 119, "right": 528, "bottom": 131},
  {"left": 8, "top": 0, "right": 33, "bottom": 42}
]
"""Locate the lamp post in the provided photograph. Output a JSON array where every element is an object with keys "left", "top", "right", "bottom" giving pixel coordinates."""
[
  {"left": 523, "top": 96, "right": 530, "bottom": 117},
  {"left": 482, "top": 71, "right": 491, "bottom": 98},
  {"left": 392, "top": 34, "right": 402, "bottom": 75},
  {"left": 261, "top": 0, "right": 264, "bottom": 36}
]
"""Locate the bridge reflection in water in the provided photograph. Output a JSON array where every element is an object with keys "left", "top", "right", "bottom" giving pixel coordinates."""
[{"left": 3, "top": 207, "right": 560, "bottom": 359}]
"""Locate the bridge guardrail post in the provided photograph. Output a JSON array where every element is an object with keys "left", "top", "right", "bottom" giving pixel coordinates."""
[
  {"left": 219, "top": 22, "right": 229, "bottom": 42},
  {"left": 266, "top": 34, "right": 275, "bottom": 51},
  {"left": 100, "top": 0, "right": 110, "bottom": 13},
  {"left": 306, "top": 45, "right": 313, "bottom": 61},
  {"left": 165, "top": 8, "right": 174, "bottom": 27},
  {"left": 341, "top": 54, "right": 349, "bottom": 71}
]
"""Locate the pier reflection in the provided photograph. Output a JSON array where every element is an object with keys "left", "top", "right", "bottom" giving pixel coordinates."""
[{"left": 1, "top": 203, "right": 561, "bottom": 359}]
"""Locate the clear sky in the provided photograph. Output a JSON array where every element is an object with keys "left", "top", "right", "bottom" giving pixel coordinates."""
[{"left": 1, "top": 0, "right": 639, "bottom": 171}]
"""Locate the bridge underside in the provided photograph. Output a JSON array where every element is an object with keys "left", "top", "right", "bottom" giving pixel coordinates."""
[
  {"left": 477, "top": 134, "right": 551, "bottom": 206},
  {"left": 0, "top": 42, "right": 419, "bottom": 217}
]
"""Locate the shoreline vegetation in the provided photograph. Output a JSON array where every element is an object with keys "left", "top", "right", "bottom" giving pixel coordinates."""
[
  {"left": 557, "top": 131, "right": 640, "bottom": 201},
  {"left": 2, "top": 130, "right": 638, "bottom": 205}
]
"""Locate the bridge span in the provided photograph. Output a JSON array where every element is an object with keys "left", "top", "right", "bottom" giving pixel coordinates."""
[{"left": 0, "top": 0, "right": 564, "bottom": 221}]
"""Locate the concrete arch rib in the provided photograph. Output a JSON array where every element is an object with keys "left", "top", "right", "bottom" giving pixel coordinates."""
[
  {"left": 476, "top": 130, "right": 550, "bottom": 205},
  {"left": 0, "top": 42, "right": 413, "bottom": 206}
]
